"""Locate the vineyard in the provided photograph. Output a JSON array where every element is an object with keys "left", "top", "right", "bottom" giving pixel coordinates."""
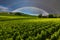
[{"left": 0, "top": 16, "right": 60, "bottom": 40}]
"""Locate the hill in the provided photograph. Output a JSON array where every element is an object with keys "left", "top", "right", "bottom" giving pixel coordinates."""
[{"left": 0, "top": 12, "right": 36, "bottom": 16}]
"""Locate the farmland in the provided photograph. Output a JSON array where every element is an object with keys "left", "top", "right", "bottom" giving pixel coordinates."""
[{"left": 0, "top": 16, "right": 60, "bottom": 40}]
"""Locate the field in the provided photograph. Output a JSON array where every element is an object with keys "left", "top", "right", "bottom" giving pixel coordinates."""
[{"left": 0, "top": 16, "right": 60, "bottom": 40}]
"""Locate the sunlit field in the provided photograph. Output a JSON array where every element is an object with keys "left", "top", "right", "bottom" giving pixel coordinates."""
[{"left": 0, "top": 16, "right": 60, "bottom": 40}]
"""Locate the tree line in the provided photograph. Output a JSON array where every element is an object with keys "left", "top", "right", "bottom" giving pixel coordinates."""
[{"left": 38, "top": 14, "right": 60, "bottom": 18}]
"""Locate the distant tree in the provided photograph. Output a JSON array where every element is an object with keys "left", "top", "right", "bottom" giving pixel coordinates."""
[
  {"left": 54, "top": 16, "right": 59, "bottom": 18},
  {"left": 48, "top": 14, "right": 54, "bottom": 18},
  {"left": 9, "top": 12, "right": 13, "bottom": 14},
  {"left": 38, "top": 14, "right": 42, "bottom": 18},
  {"left": 58, "top": 16, "right": 60, "bottom": 18},
  {"left": 15, "top": 12, "right": 22, "bottom": 15}
]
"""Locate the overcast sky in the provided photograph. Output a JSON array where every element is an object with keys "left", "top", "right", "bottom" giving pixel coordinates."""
[{"left": 0, "top": 0, "right": 60, "bottom": 14}]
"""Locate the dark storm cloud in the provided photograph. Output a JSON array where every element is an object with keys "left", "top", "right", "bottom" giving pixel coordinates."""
[{"left": 0, "top": 0, "right": 60, "bottom": 14}]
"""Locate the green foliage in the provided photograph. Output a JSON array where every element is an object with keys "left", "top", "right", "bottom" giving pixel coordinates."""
[
  {"left": 38, "top": 14, "right": 42, "bottom": 18},
  {"left": 48, "top": 14, "right": 54, "bottom": 18},
  {"left": 14, "top": 12, "right": 23, "bottom": 15},
  {"left": 38, "top": 14, "right": 60, "bottom": 18},
  {"left": 0, "top": 16, "right": 60, "bottom": 40}
]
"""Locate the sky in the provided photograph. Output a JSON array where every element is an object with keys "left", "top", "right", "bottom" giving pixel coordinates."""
[{"left": 0, "top": 0, "right": 60, "bottom": 14}]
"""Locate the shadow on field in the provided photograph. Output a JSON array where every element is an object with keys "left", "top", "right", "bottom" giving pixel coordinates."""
[{"left": 0, "top": 18, "right": 33, "bottom": 21}]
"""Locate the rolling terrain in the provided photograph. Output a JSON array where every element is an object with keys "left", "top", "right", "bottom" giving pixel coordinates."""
[{"left": 0, "top": 15, "right": 60, "bottom": 40}]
